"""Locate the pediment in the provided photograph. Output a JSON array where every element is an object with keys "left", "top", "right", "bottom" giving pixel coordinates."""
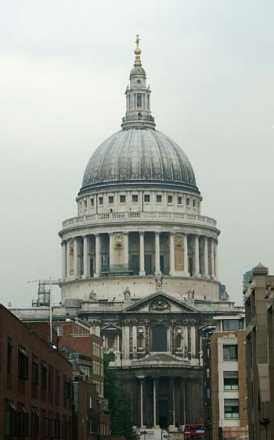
[
  {"left": 124, "top": 291, "right": 197, "bottom": 314},
  {"left": 101, "top": 322, "right": 121, "bottom": 333}
]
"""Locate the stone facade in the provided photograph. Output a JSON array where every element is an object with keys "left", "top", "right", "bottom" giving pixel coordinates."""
[
  {"left": 244, "top": 264, "right": 274, "bottom": 440},
  {"left": 209, "top": 326, "right": 248, "bottom": 440},
  {"left": 11, "top": 38, "right": 242, "bottom": 434},
  {"left": 55, "top": 39, "right": 242, "bottom": 432}
]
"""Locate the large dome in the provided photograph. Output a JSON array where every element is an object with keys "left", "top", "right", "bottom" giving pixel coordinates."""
[{"left": 80, "top": 128, "right": 199, "bottom": 194}]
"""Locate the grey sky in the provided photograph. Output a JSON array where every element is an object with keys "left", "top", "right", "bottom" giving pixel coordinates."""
[{"left": 1, "top": 0, "right": 274, "bottom": 306}]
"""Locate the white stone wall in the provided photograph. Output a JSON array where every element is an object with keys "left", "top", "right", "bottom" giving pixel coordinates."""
[
  {"left": 77, "top": 188, "right": 201, "bottom": 217},
  {"left": 61, "top": 275, "right": 220, "bottom": 302}
]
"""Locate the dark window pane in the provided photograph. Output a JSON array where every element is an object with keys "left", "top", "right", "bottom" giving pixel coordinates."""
[
  {"left": 223, "top": 345, "right": 238, "bottom": 361},
  {"left": 151, "top": 325, "right": 167, "bottom": 352}
]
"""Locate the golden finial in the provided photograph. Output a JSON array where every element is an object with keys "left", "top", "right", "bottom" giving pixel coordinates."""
[{"left": 134, "top": 34, "right": 142, "bottom": 66}]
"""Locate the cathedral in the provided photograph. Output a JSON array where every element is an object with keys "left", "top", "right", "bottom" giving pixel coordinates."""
[{"left": 15, "top": 37, "right": 241, "bottom": 431}]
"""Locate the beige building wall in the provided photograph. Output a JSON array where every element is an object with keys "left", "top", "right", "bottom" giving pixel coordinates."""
[{"left": 211, "top": 330, "right": 248, "bottom": 440}]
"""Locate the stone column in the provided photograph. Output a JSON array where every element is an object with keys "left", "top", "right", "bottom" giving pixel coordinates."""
[
  {"left": 83, "top": 235, "right": 89, "bottom": 278},
  {"left": 109, "top": 233, "right": 115, "bottom": 270},
  {"left": 94, "top": 234, "right": 101, "bottom": 278},
  {"left": 210, "top": 238, "right": 215, "bottom": 279},
  {"left": 61, "top": 241, "right": 67, "bottom": 279},
  {"left": 194, "top": 235, "right": 200, "bottom": 277},
  {"left": 137, "top": 376, "right": 145, "bottom": 428},
  {"left": 132, "top": 325, "right": 137, "bottom": 357},
  {"left": 214, "top": 240, "right": 218, "bottom": 280},
  {"left": 122, "top": 325, "right": 130, "bottom": 360},
  {"left": 153, "top": 378, "right": 158, "bottom": 428},
  {"left": 66, "top": 240, "right": 71, "bottom": 277},
  {"left": 183, "top": 234, "right": 189, "bottom": 276},
  {"left": 171, "top": 378, "right": 176, "bottom": 427},
  {"left": 155, "top": 232, "right": 161, "bottom": 275},
  {"left": 183, "top": 382, "right": 187, "bottom": 424},
  {"left": 183, "top": 326, "right": 188, "bottom": 359},
  {"left": 169, "top": 232, "right": 175, "bottom": 275},
  {"left": 124, "top": 232, "right": 129, "bottom": 269},
  {"left": 190, "top": 326, "right": 196, "bottom": 359},
  {"left": 204, "top": 237, "right": 209, "bottom": 278},
  {"left": 139, "top": 232, "right": 145, "bottom": 276},
  {"left": 74, "top": 238, "right": 79, "bottom": 277}
]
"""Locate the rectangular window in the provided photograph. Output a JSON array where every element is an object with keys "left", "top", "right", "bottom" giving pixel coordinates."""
[
  {"left": 120, "top": 195, "right": 126, "bottom": 203},
  {"left": 224, "top": 399, "right": 239, "bottom": 419},
  {"left": 41, "top": 363, "right": 47, "bottom": 390},
  {"left": 156, "top": 194, "right": 162, "bottom": 203},
  {"left": 132, "top": 194, "right": 138, "bottom": 202},
  {"left": 168, "top": 195, "right": 173, "bottom": 204},
  {"left": 18, "top": 347, "right": 28, "bottom": 380},
  {"left": 7, "top": 337, "right": 12, "bottom": 375},
  {"left": 144, "top": 194, "right": 150, "bottom": 203},
  {"left": 177, "top": 196, "right": 182, "bottom": 205},
  {"left": 84, "top": 199, "right": 87, "bottom": 208},
  {"left": 193, "top": 200, "right": 196, "bottom": 207},
  {"left": 223, "top": 319, "right": 243, "bottom": 331},
  {"left": 224, "top": 371, "right": 239, "bottom": 390},
  {"left": 32, "top": 360, "right": 39, "bottom": 385},
  {"left": 186, "top": 198, "right": 190, "bottom": 206},
  {"left": 108, "top": 196, "right": 114, "bottom": 204},
  {"left": 5, "top": 400, "right": 16, "bottom": 436},
  {"left": 55, "top": 372, "right": 60, "bottom": 406},
  {"left": 137, "top": 93, "right": 142, "bottom": 108},
  {"left": 223, "top": 344, "right": 238, "bottom": 361},
  {"left": 99, "top": 196, "right": 103, "bottom": 205},
  {"left": 90, "top": 198, "right": 94, "bottom": 207},
  {"left": 31, "top": 408, "right": 39, "bottom": 438}
]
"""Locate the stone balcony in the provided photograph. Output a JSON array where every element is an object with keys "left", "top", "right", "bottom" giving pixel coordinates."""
[{"left": 62, "top": 210, "right": 217, "bottom": 230}]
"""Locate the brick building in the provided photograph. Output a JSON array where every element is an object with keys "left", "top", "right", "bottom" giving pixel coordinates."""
[
  {"left": 202, "top": 315, "right": 248, "bottom": 440},
  {"left": 55, "top": 320, "right": 110, "bottom": 440},
  {"left": 56, "top": 320, "right": 104, "bottom": 398},
  {"left": 0, "top": 304, "right": 72, "bottom": 439}
]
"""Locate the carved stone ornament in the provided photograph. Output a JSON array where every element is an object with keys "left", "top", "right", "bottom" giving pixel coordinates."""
[
  {"left": 149, "top": 298, "right": 170, "bottom": 312},
  {"left": 89, "top": 289, "right": 97, "bottom": 300}
]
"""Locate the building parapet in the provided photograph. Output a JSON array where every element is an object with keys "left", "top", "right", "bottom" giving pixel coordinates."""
[{"left": 62, "top": 210, "right": 217, "bottom": 229}]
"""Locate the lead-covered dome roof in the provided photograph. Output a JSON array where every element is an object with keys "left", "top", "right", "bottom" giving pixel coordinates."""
[
  {"left": 80, "top": 37, "right": 199, "bottom": 195},
  {"left": 80, "top": 128, "right": 199, "bottom": 194}
]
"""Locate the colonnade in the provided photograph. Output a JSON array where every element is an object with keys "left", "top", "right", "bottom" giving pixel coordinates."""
[
  {"left": 136, "top": 376, "right": 200, "bottom": 428},
  {"left": 62, "top": 231, "right": 218, "bottom": 280}
]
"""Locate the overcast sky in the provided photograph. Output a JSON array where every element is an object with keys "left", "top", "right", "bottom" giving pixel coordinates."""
[{"left": 1, "top": 0, "right": 274, "bottom": 307}]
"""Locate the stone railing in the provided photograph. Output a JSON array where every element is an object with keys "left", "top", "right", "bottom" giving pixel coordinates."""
[{"left": 62, "top": 211, "right": 217, "bottom": 228}]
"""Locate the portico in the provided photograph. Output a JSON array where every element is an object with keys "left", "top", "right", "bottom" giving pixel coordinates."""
[{"left": 134, "top": 374, "right": 202, "bottom": 429}]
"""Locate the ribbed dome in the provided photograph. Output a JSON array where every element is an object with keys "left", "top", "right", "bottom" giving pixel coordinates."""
[{"left": 80, "top": 128, "right": 199, "bottom": 194}]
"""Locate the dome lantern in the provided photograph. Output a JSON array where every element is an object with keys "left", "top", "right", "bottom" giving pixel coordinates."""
[{"left": 121, "top": 35, "right": 156, "bottom": 130}]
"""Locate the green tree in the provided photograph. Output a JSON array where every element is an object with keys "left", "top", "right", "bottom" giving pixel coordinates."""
[{"left": 104, "top": 352, "right": 137, "bottom": 440}]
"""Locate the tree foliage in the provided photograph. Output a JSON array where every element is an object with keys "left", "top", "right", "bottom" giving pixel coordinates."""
[{"left": 104, "top": 352, "right": 137, "bottom": 440}]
